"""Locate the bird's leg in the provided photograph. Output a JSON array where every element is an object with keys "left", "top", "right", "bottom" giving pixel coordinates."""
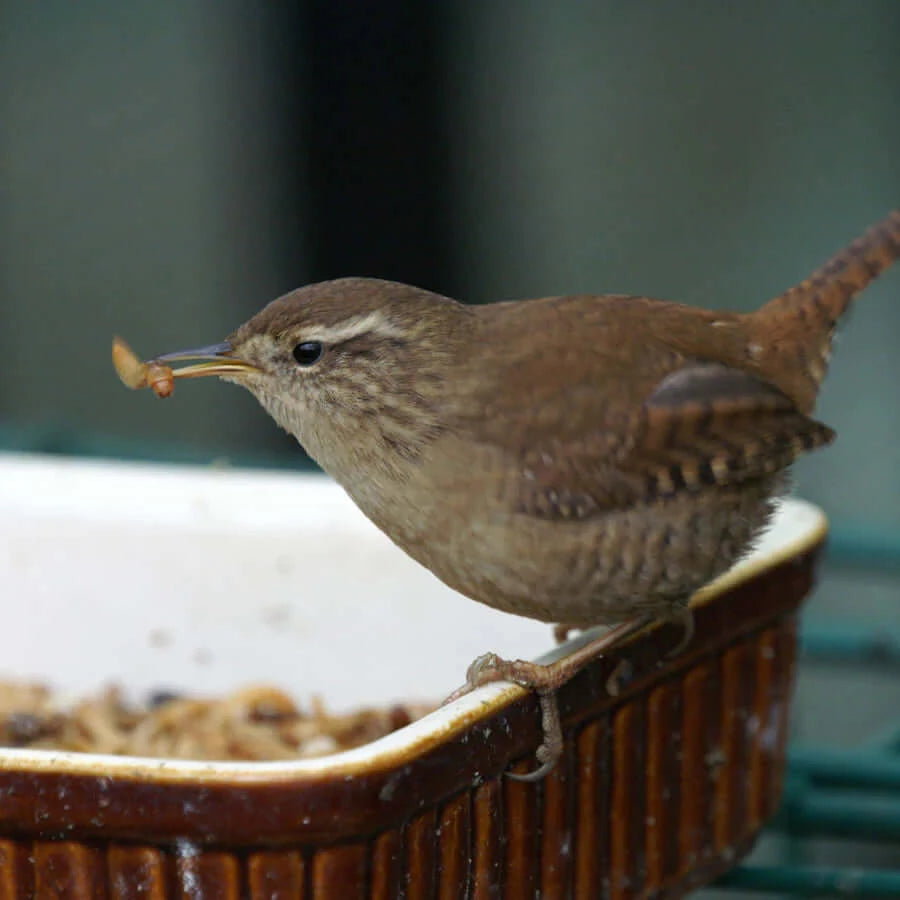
[
  {"left": 552, "top": 623, "right": 580, "bottom": 644},
  {"left": 605, "top": 599, "right": 696, "bottom": 694},
  {"left": 442, "top": 615, "right": 654, "bottom": 780},
  {"left": 666, "top": 601, "right": 695, "bottom": 658}
]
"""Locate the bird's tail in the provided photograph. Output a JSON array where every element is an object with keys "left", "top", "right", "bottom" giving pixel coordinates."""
[{"left": 749, "top": 210, "right": 900, "bottom": 412}]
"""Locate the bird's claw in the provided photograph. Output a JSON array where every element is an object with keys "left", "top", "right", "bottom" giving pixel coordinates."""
[
  {"left": 441, "top": 652, "right": 512, "bottom": 706},
  {"left": 507, "top": 690, "right": 564, "bottom": 781},
  {"left": 465, "top": 652, "right": 505, "bottom": 685}
]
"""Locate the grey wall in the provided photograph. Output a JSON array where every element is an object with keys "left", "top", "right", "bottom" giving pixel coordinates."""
[{"left": 0, "top": 2, "right": 304, "bottom": 458}]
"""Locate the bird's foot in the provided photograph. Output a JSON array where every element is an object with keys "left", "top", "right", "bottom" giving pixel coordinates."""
[
  {"left": 442, "top": 615, "right": 654, "bottom": 780},
  {"left": 442, "top": 652, "right": 564, "bottom": 703},
  {"left": 443, "top": 653, "right": 569, "bottom": 782}
]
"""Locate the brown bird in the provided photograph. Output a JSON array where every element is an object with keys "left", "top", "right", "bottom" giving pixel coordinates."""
[{"left": 115, "top": 211, "right": 900, "bottom": 778}]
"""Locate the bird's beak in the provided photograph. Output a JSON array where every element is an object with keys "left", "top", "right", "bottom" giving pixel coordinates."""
[
  {"left": 149, "top": 341, "right": 261, "bottom": 380},
  {"left": 112, "top": 336, "right": 261, "bottom": 394}
]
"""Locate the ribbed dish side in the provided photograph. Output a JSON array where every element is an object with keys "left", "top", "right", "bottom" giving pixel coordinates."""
[{"left": 0, "top": 618, "right": 797, "bottom": 900}]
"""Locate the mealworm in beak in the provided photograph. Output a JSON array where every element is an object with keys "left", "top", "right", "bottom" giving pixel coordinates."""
[{"left": 112, "top": 337, "right": 175, "bottom": 398}]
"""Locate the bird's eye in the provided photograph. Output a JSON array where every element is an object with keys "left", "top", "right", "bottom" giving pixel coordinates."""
[{"left": 292, "top": 341, "right": 324, "bottom": 366}]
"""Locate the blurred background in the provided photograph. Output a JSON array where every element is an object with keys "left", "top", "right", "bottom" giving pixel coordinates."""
[
  {"left": 2, "top": 1, "right": 899, "bottom": 518},
  {"left": 2, "top": 1, "right": 899, "bottom": 888}
]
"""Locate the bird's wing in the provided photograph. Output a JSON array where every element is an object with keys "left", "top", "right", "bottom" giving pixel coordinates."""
[
  {"left": 473, "top": 360, "right": 834, "bottom": 521},
  {"left": 457, "top": 295, "right": 834, "bottom": 519},
  {"left": 615, "top": 362, "right": 834, "bottom": 497}
]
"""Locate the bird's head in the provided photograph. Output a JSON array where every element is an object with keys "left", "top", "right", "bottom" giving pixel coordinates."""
[{"left": 142, "top": 277, "right": 473, "bottom": 478}]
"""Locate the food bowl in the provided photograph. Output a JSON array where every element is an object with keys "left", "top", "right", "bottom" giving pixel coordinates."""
[{"left": 0, "top": 452, "right": 826, "bottom": 898}]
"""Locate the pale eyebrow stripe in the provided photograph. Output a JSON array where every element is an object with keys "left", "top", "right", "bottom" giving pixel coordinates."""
[{"left": 303, "top": 311, "right": 405, "bottom": 344}]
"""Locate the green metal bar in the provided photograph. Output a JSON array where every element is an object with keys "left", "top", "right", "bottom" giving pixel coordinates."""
[
  {"left": 800, "top": 626, "right": 900, "bottom": 669},
  {"left": 779, "top": 774, "right": 812, "bottom": 870},
  {"left": 0, "top": 422, "right": 311, "bottom": 471},
  {"left": 827, "top": 524, "right": 900, "bottom": 572},
  {"left": 718, "top": 864, "right": 900, "bottom": 896},
  {"left": 772, "top": 791, "right": 900, "bottom": 841},
  {"left": 865, "top": 723, "right": 900, "bottom": 753},
  {"left": 788, "top": 746, "right": 900, "bottom": 790}
]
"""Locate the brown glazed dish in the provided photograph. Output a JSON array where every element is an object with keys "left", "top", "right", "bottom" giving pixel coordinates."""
[{"left": 0, "top": 499, "right": 825, "bottom": 899}]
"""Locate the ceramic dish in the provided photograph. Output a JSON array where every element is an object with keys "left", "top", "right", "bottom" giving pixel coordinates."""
[{"left": 0, "top": 453, "right": 827, "bottom": 898}]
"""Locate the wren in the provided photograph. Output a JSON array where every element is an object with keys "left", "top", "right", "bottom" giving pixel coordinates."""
[{"left": 116, "top": 211, "right": 900, "bottom": 778}]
